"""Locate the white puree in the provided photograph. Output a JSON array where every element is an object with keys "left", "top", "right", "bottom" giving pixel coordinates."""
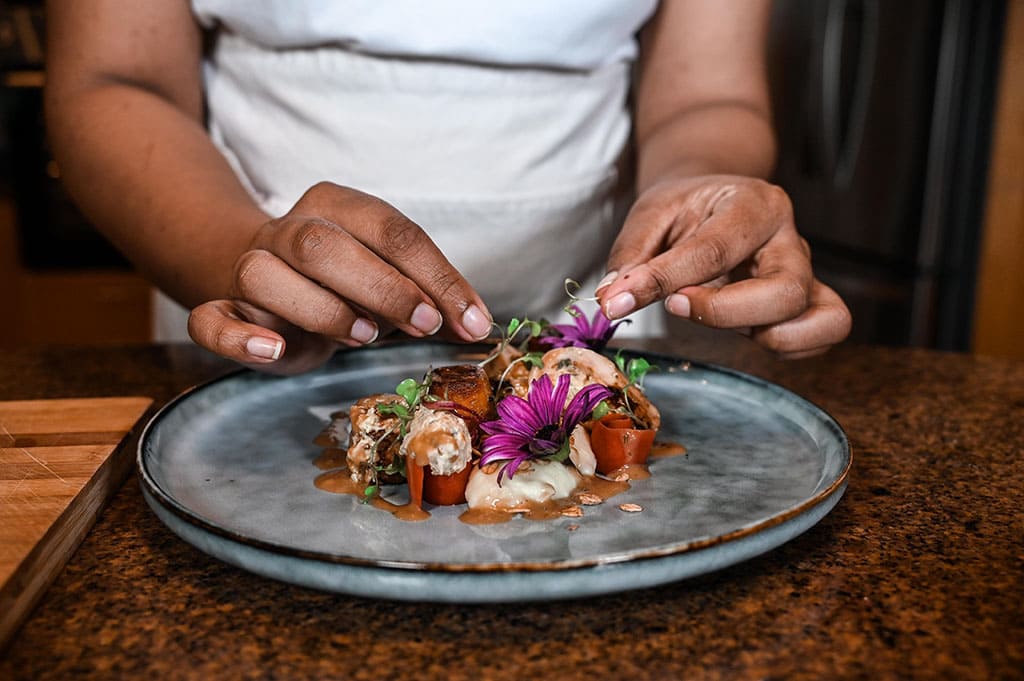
[{"left": 465, "top": 459, "right": 581, "bottom": 510}]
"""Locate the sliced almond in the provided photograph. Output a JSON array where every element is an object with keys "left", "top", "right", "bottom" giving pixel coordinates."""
[
  {"left": 560, "top": 505, "right": 583, "bottom": 518},
  {"left": 578, "top": 493, "right": 603, "bottom": 506},
  {"left": 618, "top": 503, "right": 643, "bottom": 513}
]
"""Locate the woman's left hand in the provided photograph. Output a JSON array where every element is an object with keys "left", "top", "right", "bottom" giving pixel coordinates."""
[{"left": 596, "top": 174, "right": 852, "bottom": 359}]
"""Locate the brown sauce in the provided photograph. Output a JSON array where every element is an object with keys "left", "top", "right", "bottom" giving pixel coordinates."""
[
  {"left": 315, "top": 469, "right": 430, "bottom": 522},
  {"left": 458, "top": 498, "right": 570, "bottom": 525},
  {"left": 575, "top": 474, "right": 631, "bottom": 499},
  {"left": 314, "top": 468, "right": 363, "bottom": 495},
  {"left": 459, "top": 506, "right": 517, "bottom": 525},
  {"left": 314, "top": 442, "right": 683, "bottom": 524},
  {"left": 370, "top": 496, "right": 430, "bottom": 522},
  {"left": 312, "top": 412, "right": 348, "bottom": 448},
  {"left": 650, "top": 440, "right": 687, "bottom": 459},
  {"left": 605, "top": 463, "right": 650, "bottom": 480},
  {"left": 313, "top": 448, "right": 348, "bottom": 470}
]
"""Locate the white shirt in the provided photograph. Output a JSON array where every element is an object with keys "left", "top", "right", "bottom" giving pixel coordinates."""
[
  {"left": 191, "top": 0, "right": 658, "bottom": 70},
  {"left": 155, "top": 1, "right": 665, "bottom": 341}
]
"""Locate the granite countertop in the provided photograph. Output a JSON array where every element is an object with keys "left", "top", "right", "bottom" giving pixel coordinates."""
[{"left": 1, "top": 329, "right": 1021, "bottom": 680}]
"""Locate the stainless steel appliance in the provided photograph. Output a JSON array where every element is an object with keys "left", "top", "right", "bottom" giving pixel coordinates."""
[{"left": 769, "top": 0, "right": 1006, "bottom": 350}]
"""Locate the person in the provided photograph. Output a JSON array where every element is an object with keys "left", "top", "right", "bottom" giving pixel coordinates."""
[{"left": 45, "top": 1, "right": 851, "bottom": 375}]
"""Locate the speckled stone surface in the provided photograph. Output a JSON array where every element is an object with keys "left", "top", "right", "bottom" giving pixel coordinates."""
[{"left": 1, "top": 329, "right": 1022, "bottom": 680}]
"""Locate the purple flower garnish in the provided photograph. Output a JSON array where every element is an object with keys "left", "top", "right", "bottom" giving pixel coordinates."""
[
  {"left": 539, "top": 305, "right": 627, "bottom": 351},
  {"left": 479, "top": 374, "right": 613, "bottom": 483}
]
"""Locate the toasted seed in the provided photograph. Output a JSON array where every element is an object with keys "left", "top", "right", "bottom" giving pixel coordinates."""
[{"left": 618, "top": 503, "right": 643, "bottom": 513}]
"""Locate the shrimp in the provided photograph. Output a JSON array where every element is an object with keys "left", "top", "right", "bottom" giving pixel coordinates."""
[{"left": 529, "top": 347, "right": 661, "bottom": 430}]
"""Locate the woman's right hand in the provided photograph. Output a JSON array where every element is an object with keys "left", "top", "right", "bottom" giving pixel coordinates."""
[{"left": 187, "top": 182, "right": 493, "bottom": 374}]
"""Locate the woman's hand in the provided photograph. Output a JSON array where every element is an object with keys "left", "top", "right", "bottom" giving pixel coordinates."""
[
  {"left": 596, "top": 175, "right": 852, "bottom": 359},
  {"left": 187, "top": 182, "right": 493, "bottom": 374}
]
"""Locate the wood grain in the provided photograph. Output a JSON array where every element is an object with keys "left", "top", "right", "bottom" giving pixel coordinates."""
[
  {"left": 973, "top": 0, "right": 1024, "bottom": 358},
  {"left": 0, "top": 396, "right": 152, "bottom": 650}
]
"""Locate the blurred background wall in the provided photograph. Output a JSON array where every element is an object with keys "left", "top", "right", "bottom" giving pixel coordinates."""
[
  {"left": 0, "top": 0, "right": 1021, "bottom": 357},
  {"left": 0, "top": 2, "right": 150, "bottom": 348}
]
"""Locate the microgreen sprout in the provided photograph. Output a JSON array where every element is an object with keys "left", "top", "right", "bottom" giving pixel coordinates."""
[
  {"left": 376, "top": 374, "right": 433, "bottom": 439},
  {"left": 613, "top": 350, "right": 657, "bottom": 419},
  {"left": 479, "top": 315, "right": 546, "bottom": 369},
  {"left": 562, "top": 277, "right": 598, "bottom": 307}
]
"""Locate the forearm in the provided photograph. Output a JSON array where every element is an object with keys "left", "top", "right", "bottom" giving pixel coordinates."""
[
  {"left": 634, "top": 103, "right": 777, "bottom": 193},
  {"left": 46, "top": 79, "right": 268, "bottom": 308},
  {"left": 632, "top": 0, "right": 775, "bottom": 193}
]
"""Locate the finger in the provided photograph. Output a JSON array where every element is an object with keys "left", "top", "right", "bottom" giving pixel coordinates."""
[
  {"left": 666, "top": 233, "right": 814, "bottom": 328},
  {"left": 188, "top": 299, "right": 285, "bottom": 365},
  {"left": 600, "top": 184, "right": 788, "bottom": 318},
  {"left": 601, "top": 187, "right": 685, "bottom": 283},
  {"left": 259, "top": 216, "right": 443, "bottom": 338},
  {"left": 232, "top": 248, "right": 380, "bottom": 344},
  {"left": 189, "top": 300, "right": 341, "bottom": 375},
  {"left": 288, "top": 183, "right": 493, "bottom": 340},
  {"left": 751, "top": 280, "right": 853, "bottom": 356}
]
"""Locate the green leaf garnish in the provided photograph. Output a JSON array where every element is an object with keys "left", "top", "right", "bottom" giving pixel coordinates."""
[
  {"left": 549, "top": 441, "right": 571, "bottom": 463},
  {"left": 520, "top": 351, "right": 544, "bottom": 368},
  {"left": 614, "top": 349, "right": 627, "bottom": 373},
  {"left": 395, "top": 378, "right": 421, "bottom": 406},
  {"left": 627, "top": 357, "right": 653, "bottom": 388},
  {"left": 376, "top": 403, "right": 410, "bottom": 420},
  {"left": 591, "top": 400, "right": 611, "bottom": 421}
]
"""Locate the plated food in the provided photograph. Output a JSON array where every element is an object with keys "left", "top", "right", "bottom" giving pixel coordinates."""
[{"left": 313, "top": 305, "right": 682, "bottom": 524}]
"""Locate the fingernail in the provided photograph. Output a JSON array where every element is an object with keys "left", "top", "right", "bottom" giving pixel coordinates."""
[
  {"left": 604, "top": 291, "right": 636, "bottom": 319},
  {"left": 665, "top": 293, "right": 691, "bottom": 319},
  {"left": 461, "top": 304, "right": 492, "bottom": 340},
  {"left": 594, "top": 271, "right": 618, "bottom": 294},
  {"left": 246, "top": 336, "right": 283, "bottom": 361},
  {"left": 411, "top": 302, "right": 443, "bottom": 335},
  {"left": 350, "top": 318, "right": 378, "bottom": 344}
]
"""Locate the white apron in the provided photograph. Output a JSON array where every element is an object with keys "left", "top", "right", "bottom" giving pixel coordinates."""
[{"left": 153, "top": 33, "right": 665, "bottom": 341}]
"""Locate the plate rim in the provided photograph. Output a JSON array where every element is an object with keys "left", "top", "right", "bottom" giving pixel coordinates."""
[{"left": 137, "top": 341, "right": 852, "bottom": 574}]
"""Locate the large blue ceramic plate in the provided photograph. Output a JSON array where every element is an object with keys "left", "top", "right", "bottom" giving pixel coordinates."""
[{"left": 138, "top": 342, "right": 850, "bottom": 602}]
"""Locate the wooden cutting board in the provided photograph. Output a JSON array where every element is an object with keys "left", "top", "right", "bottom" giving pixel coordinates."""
[{"left": 0, "top": 396, "right": 152, "bottom": 650}]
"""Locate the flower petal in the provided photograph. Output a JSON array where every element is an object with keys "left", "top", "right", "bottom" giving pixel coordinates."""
[
  {"left": 553, "top": 373, "right": 572, "bottom": 416},
  {"left": 526, "top": 374, "right": 559, "bottom": 424},
  {"left": 495, "top": 395, "right": 544, "bottom": 435},
  {"left": 481, "top": 433, "right": 530, "bottom": 454},
  {"left": 563, "top": 383, "right": 614, "bottom": 428}
]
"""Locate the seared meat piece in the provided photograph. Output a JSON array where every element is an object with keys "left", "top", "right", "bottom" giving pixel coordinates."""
[
  {"left": 427, "top": 364, "right": 492, "bottom": 433},
  {"left": 346, "top": 393, "right": 405, "bottom": 485}
]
